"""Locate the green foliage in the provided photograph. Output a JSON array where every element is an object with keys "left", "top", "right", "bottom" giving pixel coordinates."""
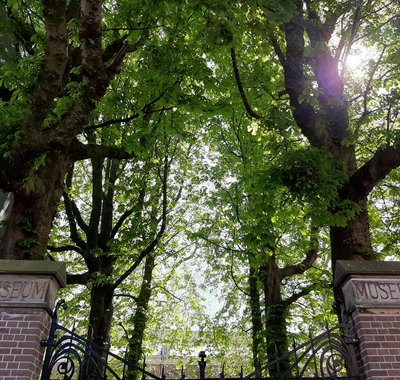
[
  {"left": 272, "top": 148, "right": 346, "bottom": 197},
  {"left": 2, "top": 0, "right": 400, "bottom": 373},
  {"left": 268, "top": 147, "right": 363, "bottom": 227},
  {"left": 0, "top": 53, "right": 41, "bottom": 99}
]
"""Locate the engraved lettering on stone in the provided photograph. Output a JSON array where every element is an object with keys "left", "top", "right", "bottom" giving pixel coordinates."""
[
  {"left": 0, "top": 280, "right": 49, "bottom": 301},
  {"left": 31, "top": 282, "right": 48, "bottom": 299},
  {"left": 21, "top": 282, "right": 31, "bottom": 298},
  {"left": 353, "top": 281, "right": 400, "bottom": 302},
  {"left": 0, "top": 281, "right": 11, "bottom": 297},
  {"left": 378, "top": 283, "right": 389, "bottom": 299},
  {"left": 354, "top": 282, "right": 368, "bottom": 299},
  {"left": 10, "top": 282, "right": 21, "bottom": 298}
]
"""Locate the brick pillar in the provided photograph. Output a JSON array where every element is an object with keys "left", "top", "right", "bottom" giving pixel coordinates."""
[
  {"left": 335, "top": 261, "right": 400, "bottom": 380},
  {"left": 0, "top": 260, "right": 66, "bottom": 380}
]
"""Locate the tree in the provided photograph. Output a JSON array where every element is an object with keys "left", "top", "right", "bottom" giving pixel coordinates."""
[
  {"left": 206, "top": 0, "right": 400, "bottom": 269},
  {"left": 49, "top": 122, "right": 191, "bottom": 375},
  {"left": 191, "top": 116, "right": 334, "bottom": 376},
  {"left": 0, "top": 0, "right": 212, "bottom": 261},
  {"left": 2, "top": 1, "right": 400, "bottom": 375},
  {"left": 0, "top": 1, "right": 135, "bottom": 259}
]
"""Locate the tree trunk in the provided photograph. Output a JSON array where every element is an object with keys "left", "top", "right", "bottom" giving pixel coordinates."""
[
  {"left": 126, "top": 254, "right": 155, "bottom": 380},
  {"left": 0, "top": 153, "right": 71, "bottom": 260},
  {"left": 260, "top": 257, "right": 290, "bottom": 378},
  {"left": 85, "top": 283, "right": 114, "bottom": 378},
  {"left": 330, "top": 197, "right": 372, "bottom": 263},
  {"left": 265, "top": 304, "right": 289, "bottom": 377},
  {"left": 88, "top": 284, "right": 115, "bottom": 348},
  {"left": 248, "top": 256, "right": 264, "bottom": 377}
]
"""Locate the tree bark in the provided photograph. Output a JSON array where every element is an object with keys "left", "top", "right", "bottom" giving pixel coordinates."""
[
  {"left": 330, "top": 197, "right": 373, "bottom": 261},
  {"left": 248, "top": 256, "right": 264, "bottom": 377},
  {"left": 126, "top": 254, "right": 156, "bottom": 380},
  {"left": 0, "top": 153, "right": 71, "bottom": 259},
  {"left": 88, "top": 283, "right": 115, "bottom": 348},
  {"left": 260, "top": 256, "right": 290, "bottom": 378}
]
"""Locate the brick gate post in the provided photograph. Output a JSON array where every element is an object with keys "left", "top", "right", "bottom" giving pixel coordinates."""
[
  {"left": 0, "top": 260, "right": 66, "bottom": 380},
  {"left": 335, "top": 261, "right": 400, "bottom": 380}
]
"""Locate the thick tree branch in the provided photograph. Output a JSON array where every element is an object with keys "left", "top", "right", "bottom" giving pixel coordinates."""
[
  {"left": 21, "top": 1, "right": 130, "bottom": 161},
  {"left": 8, "top": 1, "right": 129, "bottom": 172},
  {"left": 62, "top": 207, "right": 86, "bottom": 249},
  {"left": 279, "top": 226, "right": 319, "bottom": 279},
  {"left": 114, "top": 293, "right": 139, "bottom": 302},
  {"left": 321, "top": 11, "right": 341, "bottom": 42},
  {"left": 63, "top": 167, "right": 88, "bottom": 248},
  {"left": 64, "top": 166, "right": 89, "bottom": 233},
  {"left": 102, "top": 36, "right": 129, "bottom": 64},
  {"left": 291, "top": 2, "right": 350, "bottom": 151},
  {"left": 268, "top": 33, "right": 285, "bottom": 67},
  {"left": 280, "top": 2, "right": 334, "bottom": 151},
  {"left": 47, "top": 244, "right": 83, "bottom": 254},
  {"left": 282, "top": 1, "right": 306, "bottom": 109},
  {"left": 23, "top": 0, "right": 68, "bottom": 129},
  {"left": 69, "top": 139, "right": 134, "bottom": 161},
  {"left": 346, "top": 146, "right": 400, "bottom": 202},
  {"left": 304, "top": 0, "right": 341, "bottom": 43},
  {"left": 109, "top": 208, "right": 133, "bottom": 240},
  {"left": 107, "top": 43, "right": 138, "bottom": 75},
  {"left": 230, "top": 47, "right": 261, "bottom": 119},
  {"left": 282, "top": 284, "right": 316, "bottom": 307},
  {"left": 81, "top": 0, "right": 104, "bottom": 78},
  {"left": 141, "top": 91, "right": 169, "bottom": 114},
  {"left": 85, "top": 114, "right": 140, "bottom": 131},
  {"left": 87, "top": 151, "right": 103, "bottom": 248},
  {"left": 99, "top": 159, "right": 120, "bottom": 248},
  {"left": 71, "top": 197, "right": 90, "bottom": 235},
  {"left": 305, "top": 10, "right": 344, "bottom": 102},
  {"left": 112, "top": 240, "right": 158, "bottom": 290},
  {"left": 280, "top": 247, "right": 318, "bottom": 279}
]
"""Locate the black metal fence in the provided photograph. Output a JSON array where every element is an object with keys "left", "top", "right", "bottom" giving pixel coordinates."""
[
  {"left": 247, "top": 322, "right": 360, "bottom": 379},
  {"left": 40, "top": 300, "right": 360, "bottom": 380}
]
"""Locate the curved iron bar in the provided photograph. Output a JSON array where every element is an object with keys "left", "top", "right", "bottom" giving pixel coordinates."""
[
  {"left": 293, "top": 332, "right": 350, "bottom": 378},
  {"left": 45, "top": 336, "right": 107, "bottom": 379},
  {"left": 244, "top": 323, "right": 359, "bottom": 379},
  {"left": 41, "top": 301, "right": 163, "bottom": 380}
]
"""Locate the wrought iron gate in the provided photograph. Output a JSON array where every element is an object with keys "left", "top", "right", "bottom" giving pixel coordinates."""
[
  {"left": 245, "top": 322, "right": 360, "bottom": 379},
  {"left": 40, "top": 300, "right": 160, "bottom": 380},
  {"left": 41, "top": 300, "right": 360, "bottom": 379}
]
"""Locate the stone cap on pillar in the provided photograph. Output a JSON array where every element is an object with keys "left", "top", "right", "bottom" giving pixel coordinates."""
[
  {"left": 0, "top": 260, "right": 66, "bottom": 313},
  {"left": 334, "top": 260, "right": 400, "bottom": 313},
  {"left": 0, "top": 259, "right": 66, "bottom": 287},
  {"left": 335, "top": 260, "right": 400, "bottom": 287}
]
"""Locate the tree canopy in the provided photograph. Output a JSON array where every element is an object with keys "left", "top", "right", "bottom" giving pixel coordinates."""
[{"left": 1, "top": 0, "right": 400, "bottom": 376}]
